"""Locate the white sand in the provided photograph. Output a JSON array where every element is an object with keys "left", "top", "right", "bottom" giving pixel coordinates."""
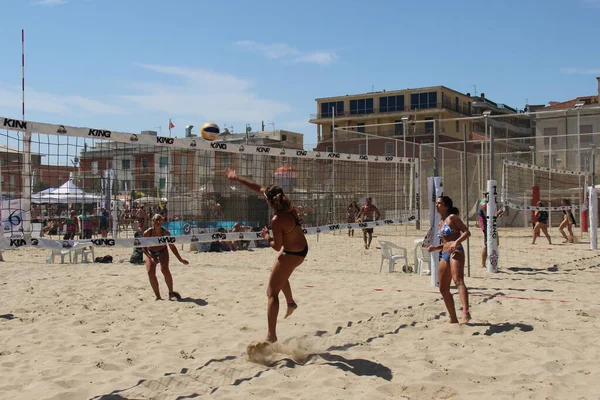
[{"left": 1, "top": 225, "right": 599, "bottom": 399}]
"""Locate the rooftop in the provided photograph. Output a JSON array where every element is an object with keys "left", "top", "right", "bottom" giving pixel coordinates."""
[
  {"left": 314, "top": 85, "right": 471, "bottom": 102},
  {"left": 541, "top": 95, "right": 599, "bottom": 110}
]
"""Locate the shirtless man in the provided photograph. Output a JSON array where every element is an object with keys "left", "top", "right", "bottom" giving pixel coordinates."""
[
  {"left": 142, "top": 214, "right": 189, "bottom": 301},
  {"left": 356, "top": 197, "right": 381, "bottom": 249}
]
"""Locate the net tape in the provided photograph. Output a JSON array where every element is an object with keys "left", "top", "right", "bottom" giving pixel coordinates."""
[
  {"left": 1, "top": 117, "right": 415, "bottom": 164},
  {"left": 1, "top": 216, "right": 415, "bottom": 250},
  {"left": 503, "top": 159, "right": 588, "bottom": 176}
]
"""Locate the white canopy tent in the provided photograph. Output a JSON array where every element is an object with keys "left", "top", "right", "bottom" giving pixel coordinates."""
[{"left": 31, "top": 180, "right": 101, "bottom": 204}]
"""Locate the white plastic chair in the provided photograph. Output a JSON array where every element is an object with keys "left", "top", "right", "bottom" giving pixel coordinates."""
[
  {"left": 31, "top": 223, "right": 43, "bottom": 238},
  {"left": 417, "top": 246, "right": 431, "bottom": 275},
  {"left": 378, "top": 240, "right": 409, "bottom": 273},
  {"left": 72, "top": 245, "right": 95, "bottom": 263},
  {"left": 50, "top": 248, "right": 72, "bottom": 264}
]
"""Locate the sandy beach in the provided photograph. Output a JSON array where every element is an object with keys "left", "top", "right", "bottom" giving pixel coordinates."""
[{"left": 1, "top": 225, "right": 600, "bottom": 399}]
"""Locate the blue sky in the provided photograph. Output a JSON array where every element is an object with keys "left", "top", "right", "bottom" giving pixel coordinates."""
[{"left": 0, "top": 0, "right": 599, "bottom": 147}]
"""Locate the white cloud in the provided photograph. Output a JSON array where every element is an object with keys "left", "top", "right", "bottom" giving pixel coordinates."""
[
  {"left": 234, "top": 40, "right": 338, "bottom": 66},
  {"left": 0, "top": 83, "right": 126, "bottom": 116},
  {"left": 33, "top": 0, "right": 69, "bottom": 5},
  {"left": 119, "top": 64, "right": 291, "bottom": 122},
  {"left": 560, "top": 67, "right": 600, "bottom": 75}
]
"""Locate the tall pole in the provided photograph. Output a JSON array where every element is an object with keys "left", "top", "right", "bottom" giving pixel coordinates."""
[
  {"left": 433, "top": 119, "right": 439, "bottom": 177},
  {"left": 395, "top": 140, "right": 398, "bottom": 217},
  {"left": 489, "top": 124, "right": 495, "bottom": 181},
  {"left": 331, "top": 106, "right": 335, "bottom": 224},
  {"left": 463, "top": 124, "right": 470, "bottom": 277},
  {"left": 403, "top": 120, "right": 407, "bottom": 214},
  {"left": 21, "top": 28, "right": 32, "bottom": 237}
]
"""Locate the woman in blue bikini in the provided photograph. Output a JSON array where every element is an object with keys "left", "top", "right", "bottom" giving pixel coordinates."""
[
  {"left": 225, "top": 168, "right": 308, "bottom": 343},
  {"left": 427, "top": 196, "right": 471, "bottom": 324}
]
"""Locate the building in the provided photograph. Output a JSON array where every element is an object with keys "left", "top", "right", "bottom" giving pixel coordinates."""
[
  {"left": 534, "top": 77, "right": 600, "bottom": 172},
  {"left": 0, "top": 144, "right": 75, "bottom": 198},
  {"left": 309, "top": 85, "right": 475, "bottom": 155},
  {"left": 470, "top": 93, "right": 534, "bottom": 146},
  {"left": 79, "top": 129, "right": 305, "bottom": 196}
]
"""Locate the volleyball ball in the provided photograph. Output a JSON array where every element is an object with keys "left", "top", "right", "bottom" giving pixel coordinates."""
[{"left": 201, "top": 122, "right": 220, "bottom": 141}]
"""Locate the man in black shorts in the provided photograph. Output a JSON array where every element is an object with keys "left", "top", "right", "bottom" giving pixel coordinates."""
[{"left": 356, "top": 197, "right": 381, "bottom": 249}]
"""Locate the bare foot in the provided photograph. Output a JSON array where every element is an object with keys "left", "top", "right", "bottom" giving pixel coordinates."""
[
  {"left": 449, "top": 318, "right": 459, "bottom": 324},
  {"left": 155, "top": 296, "right": 163, "bottom": 301},
  {"left": 265, "top": 334, "right": 278, "bottom": 343},
  {"left": 460, "top": 311, "right": 471, "bottom": 325},
  {"left": 284, "top": 302, "right": 298, "bottom": 319}
]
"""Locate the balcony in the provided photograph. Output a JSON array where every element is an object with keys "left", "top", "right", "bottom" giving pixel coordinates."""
[
  {"left": 131, "top": 166, "right": 155, "bottom": 176},
  {"left": 309, "top": 100, "right": 472, "bottom": 122}
]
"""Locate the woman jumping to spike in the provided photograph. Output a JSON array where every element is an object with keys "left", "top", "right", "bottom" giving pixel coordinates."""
[
  {"left": 225, "top": 168, "right": 308, "bottom": 343},
  {"left": 428, "top": 196, "right": 471, "bottom": 324}
]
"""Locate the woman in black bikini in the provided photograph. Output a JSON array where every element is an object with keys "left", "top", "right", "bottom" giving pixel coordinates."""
[
  {"left": 142, "top": 214, "right": 189, "bottom": 301},
  {"left": 531, "top": 201, "right": 552, "bottom": 245},
  {"left": 225, "top": 168, "right": 308, "bottom": 343}
]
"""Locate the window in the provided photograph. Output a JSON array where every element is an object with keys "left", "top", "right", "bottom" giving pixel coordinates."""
[
  {"left": 122, "top": 159, "right": 130, "bottom": 170},
  {"left": 357, "top": 123, "right": 365, "bottom": 133},
  {"left": 9, "top": 175, "right": 15, "bottom": 186},
  {"left": 159, "top": 156, "right": 168, "bottom": 168},
  {"left": 321, "top": 101, "right": 344, "bottom": 118},
  {"left": 395, "top": 120, "right": 403, "bottom": 135},
  {"left": 359, "top": 144, "right": 367, "bottom": 155},
  {"left": 380, "top": 95, "right": 405, "bottom": 113},
  {"left": 410, "top": 92, "right": 438, "bottom": 110},
  {"left": 580, "top": 125, "right": 594, "bottom": 145},
  {"left": 91, "top": 161, "right": 98, "bottom": 174},
  {"left": 425, "top": 117, "right": 434, "bottom": 134},
  {"left": 292, "top": 137, "right": 297, "bottom": 143},
  {"left": 159, "top": 178, "right": 166, "bottom": 189},
  {"left": 385, "top": 142, "right": 394, "bottom": 156},
  {"left": 141, "top": 158, "right": 148, "bottom": 169},
  {"left": 281, "top": 134, "right": 287, "bottom": 141},
  {"left": 581, "top": 156, "right": 591, "bottom": 172},
  {"left": 350, "top": 98, "right": 374, "bottom": 115},
  {"left": 326, "top": 146, "right": 333, "bottom": 152},
  {"left": 181, "top": 155, "right": 187, "bottom": 169},
  {"left": 141, "top": 180, "right": 148, "bottom": 189},
  {"left": 543, "top": 127, "right": 558, "bottom": 147},
  {"left": 106, "top": 160, "right": 113, "bottom": 170}
]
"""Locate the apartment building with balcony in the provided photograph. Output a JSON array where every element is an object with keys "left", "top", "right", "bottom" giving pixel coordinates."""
[
  {"left": 534, "top": 77, "right": 600, "bottom": 172},
  {"left": 309, "top": 86, "right": 475, "bottom": 155}
]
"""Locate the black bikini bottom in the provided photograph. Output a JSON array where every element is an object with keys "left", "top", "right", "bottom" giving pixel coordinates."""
[{"left": 283, "top": 246, "right": 308, "bottom": 258}]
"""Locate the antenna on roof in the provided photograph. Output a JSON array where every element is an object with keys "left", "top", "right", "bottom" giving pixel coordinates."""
[
  {"left": 473, "top": 85, "right": 478, "bottom": 96},
  {"left": 371, "top": 84, "right": 374, "bottom": 92}
]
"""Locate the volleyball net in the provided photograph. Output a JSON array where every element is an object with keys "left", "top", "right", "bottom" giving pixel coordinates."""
[{"left": 0, "top": 117, "right": 417, "bottom": 250}]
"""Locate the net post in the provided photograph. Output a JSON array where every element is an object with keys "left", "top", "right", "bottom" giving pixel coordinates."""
[
  {"left": 486, "top": 123, "right": 499, "bottom": 273},
  {"left": 590, "top": 186, "right": 598, "bottom": 250},
  {"left": 428, "top": 176, "right": 443, "bottom": 287},
  {"left": 462, "top": 124, "right": 470, "bottom": 277},
  {"left": 486, "top": 180, "right": 499, "bottom": 273}
]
